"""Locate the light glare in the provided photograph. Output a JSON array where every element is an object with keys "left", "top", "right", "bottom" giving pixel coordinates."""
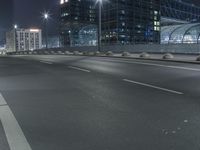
[
  {"left": 14, "top": 25, "right": 18, "bottom": 29},
  {"left": 44, "top": 13, "right": 48, "bottom": 19},
  {"left": 30, "top": 29, "right": 40, "bottom": 32}
]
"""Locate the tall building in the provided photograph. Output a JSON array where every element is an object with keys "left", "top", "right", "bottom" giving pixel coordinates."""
[
  {"left": 60, "top": 0, "right": 161, "bottom": 46},
  {"left": 182, "top": 0, "right": 200, "bottom": 7},
  {"left": 101, "top": 0, "right": 160, "bottom": 45},
  {"left": 161, "top": 0, "right": 200, "bottom": 25},
  {"left": 6, "top": 28, "right": 42, "bottom": 52},
  {"left": 60, "top": 0, "right": 97, "bottom": 47},
  {"left": 60, "top": 0, "right": 200, "bottom": 47}
]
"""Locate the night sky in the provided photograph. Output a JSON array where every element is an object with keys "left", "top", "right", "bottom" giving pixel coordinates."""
[
  {"left": 13, "top": 0, "right": 59, "bottom": 34},
  {"left": 0, "top": 0, "right": 13, "bottom": 29},
  {"left": 0, "top": 0, "right": 59, "bottom": 44}
]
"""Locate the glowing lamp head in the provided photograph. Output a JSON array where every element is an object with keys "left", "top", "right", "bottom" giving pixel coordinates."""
[
  {"left": 14, "top": 25, "right": 18, "bottom": 29},
  {"left": 60, "top": 0, "right": 64, "bottom": 4},
  {"left": 44, "top": 13, "right": 48, "bottom": 19}
]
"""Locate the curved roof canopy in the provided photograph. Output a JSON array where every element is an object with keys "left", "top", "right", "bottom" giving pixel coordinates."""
[
  {"left": 78, "top": 25, "right": 97, "bottom": 46},
  {"left": 161, "top": 23, "right": 200, "bottom": 44}
]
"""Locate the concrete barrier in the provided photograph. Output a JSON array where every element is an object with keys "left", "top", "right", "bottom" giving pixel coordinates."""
[
  {"left": 83, "top": 51, "right": 94, "bottom": 56},
  {"left": 7, "top": 43, "right": 200, "bottom": 56},
  {"left": 44, "top": 51, "right": 49, "bottom": 55},
  {"left": 57, "top": 51, "right": 64, "bottom": 55},
  {"left": 139, "top": 52, "right": 150, "bottom": 58},
  {"left": 33, "top": 51, "right": 37, "bottom": 55},
  {"left": 73, "top": 51, "right": 80, "bottom": 55},
  {"left": 28, "top": 51, "right": 32, "bottom": 55},
  {"left": 64, "top": 51, "right": 70, "bottom": 55},
  {"left": 106, "top": 51, "right": 113, "bottom": 56},
  {"left": 196, "top": 55, "right": 200, "bottom": 61},
  {"left": 162, "top": 53, "right": 174, "bottom": 60},
  {"left": 95, "top": 51, "right": 101, "bottom": 56},
  {"left": 122, "top": 51, "right": 131, "bottom": 57},
  {"left": 50, "top": 51, "right": 55, "bottom": 54}
]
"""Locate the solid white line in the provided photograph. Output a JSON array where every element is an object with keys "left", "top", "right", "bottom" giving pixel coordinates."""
[
  {"left": 96, "top": 58, "right": 200, "bottom": 72},
  {"left": 39, "top": 61, "right": 53, "bottom": 64},
  {"left": 68, "top": 66, "right": 91, "bottom": 73},
  {"left": 0, "top": 94, "right": 7, "bottom": 105},
  {"left": 123, "top": 79, "right": 183, "bottom": 95},
  {"left": 0, "top": 93, "right": 32, "bottom": 150},
  {"left": 165, "top": 65, "right": 200, "bottom": 72}
]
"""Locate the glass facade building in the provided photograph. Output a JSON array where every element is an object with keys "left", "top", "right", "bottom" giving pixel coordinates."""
[
  {"left": 59, "top": 0, "right": 200, "bottom": 47},
  {"left": 60, "top": 0, "right": 97, "bottom": 47},
  {"left": 101, "top": 0, "right": 160, "bottom": 45},
  {"left": 60, "top": 0, "right": 161, "bottom": 47},
  {"left": 161, "top": 0, "right": 200, "bottom": 23}
]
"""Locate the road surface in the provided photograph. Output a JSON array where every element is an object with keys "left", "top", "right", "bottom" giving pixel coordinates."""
[{"left": 1, "top": 55, "right": 200, "bottom": 150}]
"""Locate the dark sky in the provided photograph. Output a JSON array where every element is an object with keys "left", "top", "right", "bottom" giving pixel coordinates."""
[
  {"left": 14, "top": 0, "right": 60, "bottom": 34},
  {"left": 0, "top": 0, "right": 13, "bottom": 44},
  {"left": 0, "top": 0, "right": 59, "bottom": 34},
  {"left": 0, "top": 0, "right": 13, "bottom": 29},
  {"left": 0, "top": 0, "right": 59, "bottom": 44}
]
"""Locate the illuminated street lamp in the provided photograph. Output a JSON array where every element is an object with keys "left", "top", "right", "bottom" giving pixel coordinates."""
[
  {"left": 14, "top": 24, "right": 18, "bottom": 29},
  {"left": 96, "top": 0, "right": 102, "bottom": 52},
  {"left": 43, "top": 12, "right": 49, "bottom": 49},
  {"left": 14, "top": 24, "right": 18, "bottom": 52}
]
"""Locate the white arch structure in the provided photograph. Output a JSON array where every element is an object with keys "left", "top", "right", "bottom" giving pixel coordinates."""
[{"left": 161, "top": 23, "right": 200, "bottom": 44}]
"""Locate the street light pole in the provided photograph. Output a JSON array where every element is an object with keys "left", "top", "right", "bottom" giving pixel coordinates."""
[
  {"left": 43, "top": 13, "right": 49, "bottom": 49},
  {"left": 97, "top": 0, "right": 102, "bottom": 52},
  {"left": 45, "top": 20, "right": 48, "bottom": 49},
  {"left": 14, "top": 24, "right": 18, "bottom": 52}
]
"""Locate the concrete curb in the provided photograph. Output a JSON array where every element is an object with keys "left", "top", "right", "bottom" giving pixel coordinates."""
[
  {"left": 79, "top": 54, "right": 200, "bottom": 65},
  {"left": 162, "top": 53, "right": 174, "bottom": 60},
  {"left": 109, "top": 56, "right": 200, "bottom": 65},
  {"left": 6, "top": 52, "right": 200, "bottom": 65}
]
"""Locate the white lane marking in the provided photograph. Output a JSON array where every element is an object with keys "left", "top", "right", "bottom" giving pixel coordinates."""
[
  {"left": 123, "top": 79, "right": 183, "bottom": 95},
  {"left": 0, "top": 94, "right": 7, "bottom": 105},
  {"left": 0, "top": 93, "right": 32, "bottom": 150},
  {"left": 95, "top": 58, "right": 200, "bottom": 72},
  {"left": 39, "top": 61, "right": 53, "bottom": 64},
  {"left": 68, "top": 66, "right": 91, "bottom": 73}
]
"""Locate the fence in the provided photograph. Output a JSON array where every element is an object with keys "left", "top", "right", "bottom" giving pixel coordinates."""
[{"left": 7, "top": 44, "right": 200, "bottom": 55}]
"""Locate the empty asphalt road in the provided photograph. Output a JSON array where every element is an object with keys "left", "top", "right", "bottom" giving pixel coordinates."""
[{"left": 1, "top": 55, "right": 200, "bottom": 150}]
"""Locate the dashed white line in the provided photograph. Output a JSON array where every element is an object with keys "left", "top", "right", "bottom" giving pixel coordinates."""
[
  {"left": 68, "top": 66, "right": 91, "bottom": 73},
  {"left": 0, "top": 93, "right": 32, "bottom": 150},
  {"left": 123, "top": 79, "right": 183, "bottom": 95},
  {"left": 39, "top": 61, "right": 53, "bottom": 64}
]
